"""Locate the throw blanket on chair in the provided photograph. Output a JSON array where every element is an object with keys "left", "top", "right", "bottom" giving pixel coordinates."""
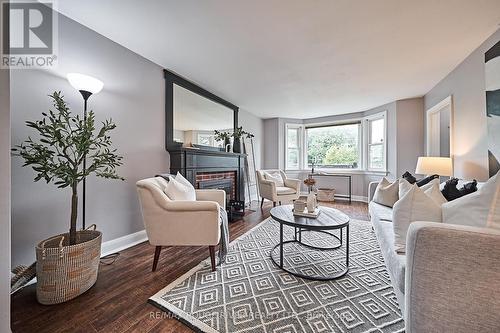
[{"left": 218, "top": 207, "right": 229, "bottom": 265}]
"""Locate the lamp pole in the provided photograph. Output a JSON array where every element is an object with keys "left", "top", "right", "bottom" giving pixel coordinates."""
[
  {"left": 67, "top": 73, "right": 103, "bottom": 231},
  {"left": 79, "top": 90, "right": 92, "bottom": 230}
]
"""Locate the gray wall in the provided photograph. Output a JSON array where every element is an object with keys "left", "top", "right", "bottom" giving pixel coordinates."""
[
  {"left": 11, "top": 13, "right": 265, "bottom": 267},
  {"left": 425, "top": 28, "right": 500, "bottom": 181},
  {"left": 395, "top": 98, "right": 425, "bottom": 177},
  {"left": 1, "top": 65, "right": 11, "bottom": 331}
]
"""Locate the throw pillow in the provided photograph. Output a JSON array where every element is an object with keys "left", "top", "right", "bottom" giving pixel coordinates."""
[
  {"left": 402, "top": 171, "right": 417, "bottom": 184},
  {"left": 373, "top": 178, "right": 399, "bottom": 207},
  {"left": 264, "top": 171, "right": 285, "bottom": 187},
  {"left": 424, "top": 182, "right": 448, "bottom": 206},
  {"left": 399, "top": 178, "right": 414, "bottom": 198},
  {"left": 393, "top": 184, "right": 442, "bottom": 253},
  {"left": 420, "top": 178, "right": 440, "bottom": 192},
  {"left": 174, "top": 171, "right": 195, "bottom": 191},
  {"left": 459, "top": 179, "right": 478, "bottom": 196},
  {"left": 442, "top": 171, "right": 500, "bottom": 229},
  {"left": 441, "top": 178, "right": 461, "bottom": 201},
  {"left": 164, "top": 174, "right": 196, "bottom": 201},
  {"left": 416, "top": 174, "right": 439, "bottom": 187}
]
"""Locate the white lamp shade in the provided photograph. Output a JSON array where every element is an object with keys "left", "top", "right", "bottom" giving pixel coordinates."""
[
  {"left": 67, "top": 73, "right": 104, "bottom": 94},
  {"left": 415, "top": 156, "right": 453, "bottom": 176}
]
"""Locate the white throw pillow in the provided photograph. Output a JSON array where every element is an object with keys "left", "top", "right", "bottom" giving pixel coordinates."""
[
  {"left": 424, "top": 182, "right": 448, "bottom": 206},
  {"left": 399, "top": 178, "right": 413, "bottom": 198},
  {"left": 420, "top": 178, "right": 440, "bottom": 192},
  {"left": 164, "top": 173, "right": 196, "bottom": 201},
  {"left": 442, "top": 171, "right": 500, "bottom": 229},
  {"left": 174, "top": 172, "right": 195, "bottom": 191},
  {"left": 373, "top": 178, "right": 399, "bottom": 207},
  {"left": 393, "top": 184, "right": 442, "bottom": 253},
  {"left": 264, "top": 171, "right": 285, "bottom": 187}
]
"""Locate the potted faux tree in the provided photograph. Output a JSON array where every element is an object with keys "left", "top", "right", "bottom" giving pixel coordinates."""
[{"left": 13, "top": 91, "right": 124, "bottom": 305}]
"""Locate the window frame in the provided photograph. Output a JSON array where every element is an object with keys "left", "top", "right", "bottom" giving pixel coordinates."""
[
  {"left": 285, "top": 123, "right": 304, "bottom": 170},
  {"left": 364, "top": 111, "right": 387, "bottom": 172},
  {"left": 284, "top": 111, "right": 387, "bottom": 173},
  {"left": 304, "top": 120, "right": 363, "bottom": 170}
]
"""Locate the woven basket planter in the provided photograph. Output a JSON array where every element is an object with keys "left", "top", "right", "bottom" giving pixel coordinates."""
[
  {"left": 35, "top": 225, "right": 102, "bottom": 305},
  {"left": 317, "top": 188, "right": 335, "bottom": 202}
]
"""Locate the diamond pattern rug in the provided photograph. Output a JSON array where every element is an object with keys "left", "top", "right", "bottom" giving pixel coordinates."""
[{"left": 149, "top": 218, "right": 404, "bottom": 332}]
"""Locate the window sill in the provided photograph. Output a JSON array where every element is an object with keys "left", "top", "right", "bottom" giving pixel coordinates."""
[{"left": 284, "top": 169, "right": 388, "bottom": 176}]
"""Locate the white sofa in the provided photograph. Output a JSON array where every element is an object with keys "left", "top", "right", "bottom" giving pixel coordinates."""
[{"left": 368, "top": 180, "right": 500, "bottom": 332}]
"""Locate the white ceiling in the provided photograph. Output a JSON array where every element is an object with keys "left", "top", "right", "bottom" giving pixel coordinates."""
[{"left": 57, "top": 0, "right": 500, "bottom": 119}]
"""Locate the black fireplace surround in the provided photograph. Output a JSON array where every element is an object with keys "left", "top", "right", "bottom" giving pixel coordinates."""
[{"left": 164, "top": 69, "right": 246, "bottom": 205}]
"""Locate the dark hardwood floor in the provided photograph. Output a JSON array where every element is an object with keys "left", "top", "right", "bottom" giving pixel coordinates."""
[{"left": 11, "top": 200, "right": 368, "bottom": 333}]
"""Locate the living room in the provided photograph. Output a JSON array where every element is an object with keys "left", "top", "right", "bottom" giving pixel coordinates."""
[{"left": 1, "top": 1, "right": 500, "bottom": 332}]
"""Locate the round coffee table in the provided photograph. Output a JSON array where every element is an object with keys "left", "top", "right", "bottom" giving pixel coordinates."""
[{"left": 269, "top": 204, "right": 350, "bottom": 281}]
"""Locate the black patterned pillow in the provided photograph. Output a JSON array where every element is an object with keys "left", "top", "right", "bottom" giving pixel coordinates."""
[
  {"left": 401, "top": 171, "right": 417, "bottom": 184},
  {"left": 416, "top": 174, "right": 439, "bottom": 187},
  {"left": 441, "top": 178, "right": 478, "bottom": 201}
]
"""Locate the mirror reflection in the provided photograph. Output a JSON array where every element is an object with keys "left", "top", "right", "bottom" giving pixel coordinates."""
[{"left": 173, "top": 84, "right": 233, "bottom": 148}]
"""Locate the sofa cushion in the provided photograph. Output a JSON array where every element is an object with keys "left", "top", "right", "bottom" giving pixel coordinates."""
[
  {"left": 424, "top": 182, "right": 448, "bottom": 206},
  {"left": 393, "top": 184, "right": 442, "bottom": 253},
  {"left": 369, "top": 201, "right": 393, "bottom": 222},
  {"left": 442, "top": 171, "right": 500, "bottom": 229},
  {"left": 372, "top": 218, "right": 406, "bottom": 294},
  {"left": 373, "top": 178, "right": 399, "bottom": 207},
  {"left": 276, "top": 186, "right": 296, "bottom": 195}
]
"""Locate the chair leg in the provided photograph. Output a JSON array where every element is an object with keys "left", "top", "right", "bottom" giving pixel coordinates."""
[
  {"left": 209, "top": 246, "right": 216, "bottom": 272},
  {"left": 152, "top": 246, "right": 162, "bottom": 272},
  {"left": 273, "top": 202, "right": 276, "bottom": 207},
  {"left": 279, "top": 201, "right": 282, "bottom": 205},
  {"left": 261, "top": 197, "right": 264, "bottom": 208}
]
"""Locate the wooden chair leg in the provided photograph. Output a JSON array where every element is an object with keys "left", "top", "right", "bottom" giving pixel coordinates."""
[
  {"left": 152, "top": 246, "right": 162, "bottom": 272},
  {"left": 273, "top": 202, "right": 276, "bottom": 207},
  {"left": 279, "top": 201, "right": 282, "bottom": 205},
  {"left": 261, "top": 197, "right": 264, "bottom": 208},
  {"left": 209, "top": 246, "right": 216, "bottom": 272}
]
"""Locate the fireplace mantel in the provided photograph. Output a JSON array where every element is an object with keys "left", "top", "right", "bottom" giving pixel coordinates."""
[{"left": 169, "top": 148, "right": 246, "bottom": 203}]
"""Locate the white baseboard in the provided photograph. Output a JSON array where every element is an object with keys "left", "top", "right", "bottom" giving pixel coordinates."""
[{"left": 101, "top": 229, "right": 148, "bottom": 257}]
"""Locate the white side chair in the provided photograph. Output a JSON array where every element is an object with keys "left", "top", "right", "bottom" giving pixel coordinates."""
[
  {"left": 256, "top": 169, "right": 301, "bottom": 207},
  {"left": 136, "top": 177, "right": 226, "bottom": 272}
]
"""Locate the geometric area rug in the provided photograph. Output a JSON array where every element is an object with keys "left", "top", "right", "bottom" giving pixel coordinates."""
[{"left": 149, "top": 218, "right": 404, "bottom": 332}]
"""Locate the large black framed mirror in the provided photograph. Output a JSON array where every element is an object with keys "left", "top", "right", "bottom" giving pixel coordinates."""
[{"left": 164, "top": 69, "right": 239, "bottom": 151}]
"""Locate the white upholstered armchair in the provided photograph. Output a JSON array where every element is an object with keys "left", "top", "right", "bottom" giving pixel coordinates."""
[
  {"left": 256, "top": 169, "right": 301, "bottom": 207},
  {"left": 136, "top": 177, "right": 225, "bottom": 272}
]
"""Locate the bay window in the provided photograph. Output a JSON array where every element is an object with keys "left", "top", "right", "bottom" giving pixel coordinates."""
[{"left": 284, "top": 111, "right": 386, "bottom": 172}]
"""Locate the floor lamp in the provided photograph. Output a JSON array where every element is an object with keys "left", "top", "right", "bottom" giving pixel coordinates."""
[{"left": 67, "top": 73, "right": 104, "bottom": 229}]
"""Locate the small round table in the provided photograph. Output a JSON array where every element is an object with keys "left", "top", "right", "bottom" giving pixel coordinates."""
[{"left": 269, "top": 205, "right": 350, "bottom": 281}]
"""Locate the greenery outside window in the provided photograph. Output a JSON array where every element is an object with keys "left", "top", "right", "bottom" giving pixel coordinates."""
[{"left": 306, "top": 123, "right": 360, "bottom": 169}]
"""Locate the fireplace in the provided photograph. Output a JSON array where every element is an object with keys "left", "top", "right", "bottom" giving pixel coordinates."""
[
  {"left": 168, "top": 148, "right": 246, "bottom": 207},
  {"left": 197, "top": 177, "right": 233, "bottom": 204}
]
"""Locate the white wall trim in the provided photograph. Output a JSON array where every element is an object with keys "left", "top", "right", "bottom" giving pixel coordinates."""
[{"left": 101, "top": 229, "right": 148, "bottom": 257}]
